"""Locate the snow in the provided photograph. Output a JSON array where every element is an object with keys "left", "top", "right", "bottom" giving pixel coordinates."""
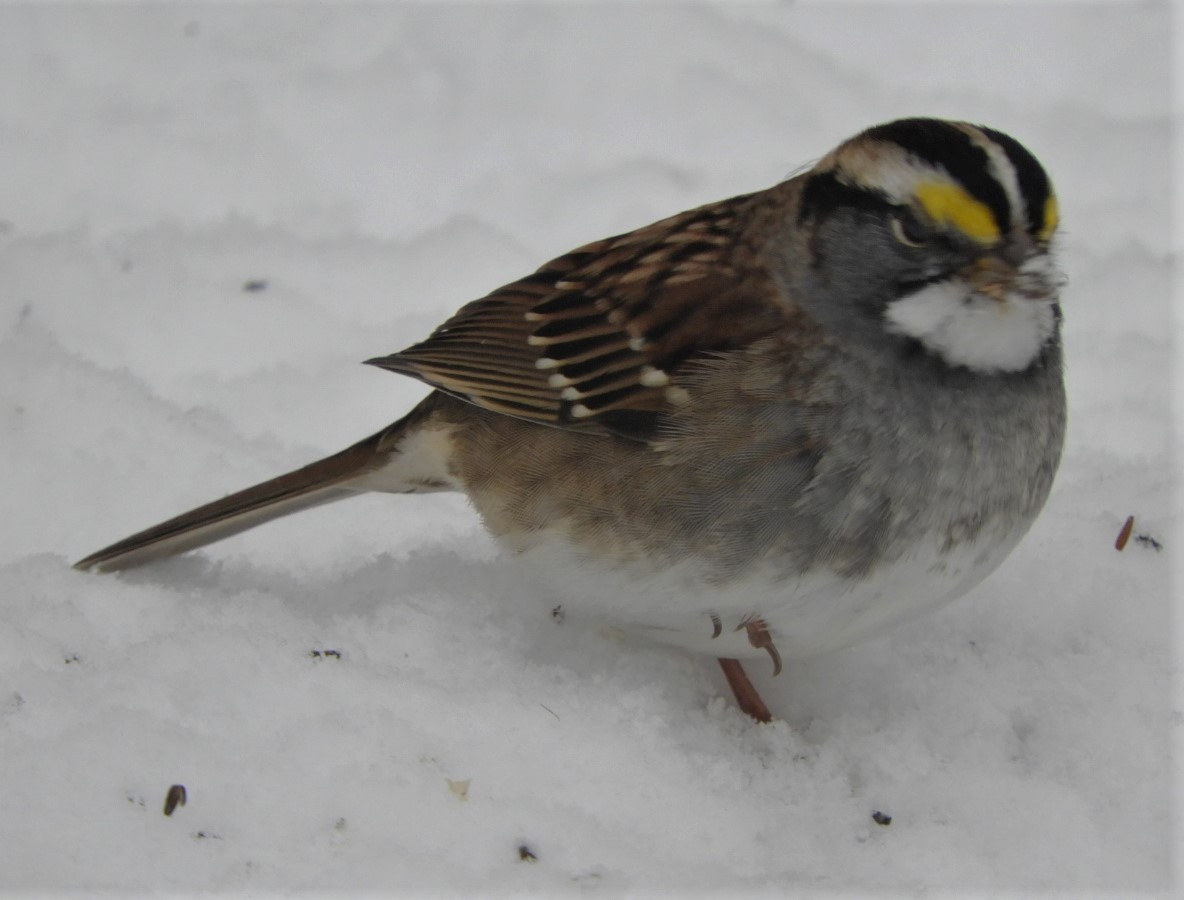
[{"left": 1, "top": 2, "right": 1178, "bottom": 895}]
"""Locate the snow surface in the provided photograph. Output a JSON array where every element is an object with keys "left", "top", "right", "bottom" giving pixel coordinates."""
[{"left": 1, "top": 2, "right": 1178, "bottom": 895}]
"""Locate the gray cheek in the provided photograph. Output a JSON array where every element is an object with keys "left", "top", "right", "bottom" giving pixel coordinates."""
[{"left": 808, "top": 218, "right": 909, "bottom": 312}]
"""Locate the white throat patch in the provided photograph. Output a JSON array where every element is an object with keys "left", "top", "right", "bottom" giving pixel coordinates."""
[{"left": 884, "top": 268, "right": 1058, "bottom": 373}]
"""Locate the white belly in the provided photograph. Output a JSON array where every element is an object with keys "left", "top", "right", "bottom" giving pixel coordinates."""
[{"left": 514, "top": 527, "right": 1028, "bottom": 661}]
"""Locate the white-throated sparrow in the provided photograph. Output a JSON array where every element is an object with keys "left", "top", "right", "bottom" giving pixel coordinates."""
[{"left": 76, "top": 118, "right": 1066, "bottom": 722}]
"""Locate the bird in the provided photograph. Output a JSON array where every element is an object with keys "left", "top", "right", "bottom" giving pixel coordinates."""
[{"left": 75, "top": 118, "right": 1066, "bottom": 723}]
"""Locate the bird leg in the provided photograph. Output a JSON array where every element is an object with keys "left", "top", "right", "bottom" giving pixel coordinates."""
[
  {"left": 709, "top": 613, "right": 783, "bottom": 722},
  {"left": 717, "top": 658, "right": 773, "bottom": 724}
]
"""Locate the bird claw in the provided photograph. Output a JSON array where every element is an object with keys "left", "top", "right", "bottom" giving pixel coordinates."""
[{"left": 736, "top": 615, "right": 783, "bottom": 677}]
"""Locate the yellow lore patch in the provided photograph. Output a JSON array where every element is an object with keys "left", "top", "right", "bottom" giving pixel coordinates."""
[
  {"left": 915, "top": 181, "right": 1000, "bottom": 244},
  {"left": 1039, "top": 194, "right": 1059, "bottom": 241}
]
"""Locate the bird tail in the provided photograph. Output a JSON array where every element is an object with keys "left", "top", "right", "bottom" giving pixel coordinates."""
[{"left": 73, "top": 397, "right": 456, "bottom": 572}]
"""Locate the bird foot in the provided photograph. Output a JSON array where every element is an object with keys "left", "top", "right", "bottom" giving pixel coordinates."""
[{"left": 737, "top": 615, "right": 783, "bottom": 677}]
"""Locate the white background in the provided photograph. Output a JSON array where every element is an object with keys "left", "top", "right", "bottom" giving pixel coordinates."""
[{"left": 0, "top": 3, "right": 1176, "bottom": 894}]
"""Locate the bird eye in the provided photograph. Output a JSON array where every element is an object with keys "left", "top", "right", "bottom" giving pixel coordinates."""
[{"left": 890, "top": 210, "right": 928, "bottom": 248}]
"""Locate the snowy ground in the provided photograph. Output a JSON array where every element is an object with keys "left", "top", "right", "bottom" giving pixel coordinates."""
[{"left": 0, "top": 2, "right": 1179, "bottom": 895}]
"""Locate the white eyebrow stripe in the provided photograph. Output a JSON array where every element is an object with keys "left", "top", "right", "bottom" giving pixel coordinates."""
[{"left": 826, "top": 140, "right": 969, "bottom": 207}]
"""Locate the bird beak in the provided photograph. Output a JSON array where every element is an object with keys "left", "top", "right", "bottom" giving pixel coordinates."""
[{"left": 963, "top": 255, "right": 1018, "bottom": 302}]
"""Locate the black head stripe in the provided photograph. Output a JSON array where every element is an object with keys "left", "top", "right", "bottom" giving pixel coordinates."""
[
  {"left": 798, "top": 170, "right": 894, "bottom": 226},
  {"left": 861, "top": 118, "right": 1012, "bottom": 236},
  {"left": 978, "top": 126, "right": 1053, "bottom": 237}
]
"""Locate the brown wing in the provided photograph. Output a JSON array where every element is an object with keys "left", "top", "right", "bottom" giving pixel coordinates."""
[{"left": 367, "top": 190, "right": 790, "bottom": 440}]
